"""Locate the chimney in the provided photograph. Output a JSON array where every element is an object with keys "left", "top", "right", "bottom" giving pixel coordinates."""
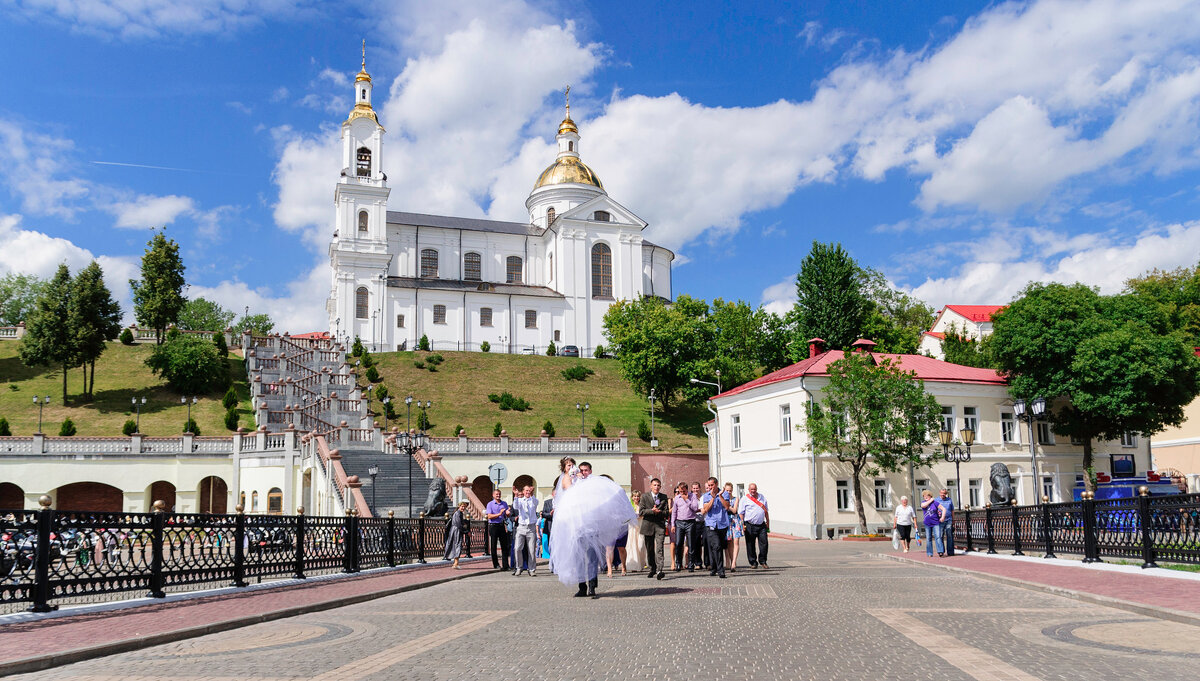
[
  {"left": 850, "top": 338, "right": 877, "bottom": 353},
  {"left": 807, "top": 338, "right": 826, "bottom": 358}
]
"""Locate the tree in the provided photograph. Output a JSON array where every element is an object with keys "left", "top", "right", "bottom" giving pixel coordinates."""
[
  {"left": 235, "top": 312, "right": 274, "bottom": 336},
  {"left": 351, "top": 336, "right": 365, "bottom": 357},
  {"left": 213, "top": 332, "right": 228, "bottom": 358},
  {"left": 59, "top": 418, "right": 77, "bottom": 436},
  {"left": 222, "top": 386, "right": 238, "bottom": 410},
  {"left": 0, "top": 272, "right": 47, "bottom": 326},
  {"left": 591, "top": 419, "right": 606, "bottom": 438},
  {"left": 807, "top": 353, "right": 942, "bottom": 532},
  {"left": 790, "top": 241, "right": 870, "bottom": 359},
  {"left": 70, "top": 262, "right": 122, "bottom": 399},
  {"left": 145, "top": 334, "right": 230, "bottom": 394},
  {"left": 542, "top": 420, "right": 556, "bottom": 437},
  {"left": 940, "top": 323, "right": 994, "bottom": 368},
  {"left": 1125, "top": 262, "right": 1200, "bottom": 346},
  {"left": 19, "top": 264, "right": 77, "bottom": 404},
  {"left": 119, "top": 328, "right": 134, "bottom": 345},
  {"left": 859, "top": 268, "right": 935, "bottom": 354},
  {"left": 130, "top": 231, "right": 186, "bottom": 344},
  {"left": 990, "top": 283, "right": 1200, "bottom": 490},
  {"left": 0, "top": 417, "right": 10, "bottom": 436},
  {"left": 493, "top": 422, "right": 503, "bottom": 437},
  {"left": 603, "top": 294, "right": 708, "bottom": 410},
  {"left": 122, "top": 419, "right": 138, "bottom": 436},
  {"left": 224, "top": 408, "right": 239, "bottom": 431},
  {"left": 178, "top": 298, "right": 235, "bottom": 332},
  {"left": 758, "top": 311, "right": 793, "bottom": 373}
]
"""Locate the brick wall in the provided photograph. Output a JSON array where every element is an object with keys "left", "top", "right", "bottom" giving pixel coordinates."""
[
  {"left": 0, "top": 482, "right": 24, "bottom": 509},
  {"left": 150, "top": 480, "right": 177, "bottom": 511},
  {"left": 630, "top": 453, "right": 710, "bottom": 491},
  {"left": 56, "top": 482, "right": 123, "bottom": 512}
]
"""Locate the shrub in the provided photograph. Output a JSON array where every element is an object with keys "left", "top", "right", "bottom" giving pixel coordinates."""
[
  {"left": 418, "top": 334, "right": 430, "bottom": 351},
  {"left": 487, "top": 393, "right": 500, "bottom": 403},
  {"left": 417, "top": 409, "right": 431, "bottom": 432},
  {"left": 384, "top": 400, "right": 398, "bottom": 420},
  {"left": 454, "top": 424, "right": 464, "bottom": 437},
  {"left": 222, "top": 386, "right": 238, "bottom": 410},
  {"left": 591, "top": 419, "right": 606, "bottom": 438},
  {"left": 213, "top": 333, "right": 228, "bottom": 358},
  {"left": 224, "top": 407, "right": 239, "bottom": 431},
  {"left": 122, "top": 419, "right": 138, "bottom": 436},
  {"left": 166, "top": 326, "right": 181, "bottom": 341},
  {"left": 542, "top": 420, "right": 555, "bottom": 437},
  {"left": 359, "top": 351, "right": 374, "bottom": 368},
  {"left": 414, "top": 361, "right": 426, "bottom": 370},
  {"left": 546, "top": 342, "right": 556, "bottom": 356},
  {"left": 427, "top": 353, "right": 444, "bottom": 365},
  {"left": 427, "top": 364, "right": 437, "bottom": 372},
  {"left": 493, "top": 422, "right": 503, "bottom": 437},
  {"left": 0, "top": 416, "right": 10, "bottom": 436},
  {"left": 561, "top": 364, "right": 595, "bottom": 381},
  {"left": 637, "top": 419, "right": 652, "bottom": 442},
  {"left": 364, "top": 365, "right": 380, "bottom": 383},
  {"left": 351, "top": 336, "right": 365, "bottom": 357},
  {"left": 496, "top": 391, "right": 530, "bottom": 412},
  {"left": 480, "top": 341, "right": 491, "bottom": 352},
  {"left": 145, "top": 335, "right": 228, "bottom": 394},
  {"left": 594, "top": 343, "right": 605, "bottom": 357},
  {"left": 184, "top": 417, "right": 200, "bottom": 435},
  {"left": 59, "top": 418, "right": 77, "bottom": 436},
  {"left": 119, "top": 328, "right": 134, "bottom": 345},
  {"left": 374, "top": 384, "right": 389, "bottom": 401}
]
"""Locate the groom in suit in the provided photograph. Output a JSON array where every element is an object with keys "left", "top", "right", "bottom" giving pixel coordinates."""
[{"left": 638, "top": 478, "right": 669, "bottom": 580}]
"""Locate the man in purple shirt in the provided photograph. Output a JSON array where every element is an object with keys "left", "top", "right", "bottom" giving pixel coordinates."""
[
  {"left": 485, "top": 488, "right": 511, "bottom": 570},
  {"left": 670, "top": 482, "right": 700, "bottom": 572}
]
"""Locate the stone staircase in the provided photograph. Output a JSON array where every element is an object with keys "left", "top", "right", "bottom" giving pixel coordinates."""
[{"left": 337, "top": 448, "right": 436, "bottom": 518}]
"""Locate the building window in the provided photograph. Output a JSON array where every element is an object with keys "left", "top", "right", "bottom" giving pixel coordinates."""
[
  {"left": 420, "top": 249, "right": 438, "bottom": 278},
  {"left": 524, "top": 309, "right": 537, "bottom": 329},
  {"left": 968, "top": 479, "right": 982, "bottom": 508},
  {"left": 433, "top": 305, "right": 447, "bottom": 324},
  {"left": 591, "top": 243, "right": 612, "bottom": 298},
  {"left": 1001, "top": 411, "right": 1018, "bottom": 443},
  {"left": 506, "top": 256, "right": 523, "bottom": 284},
  {"left": 267, "top": 488, "right": 283, "bottom": 514},
  {"left": 356, "top": 147, "right": 371, "bottom": 176},
  {"left": 480, "top": 307, "right": 492, "bottom": 327},
  {"left": 780, "top": 404, "right": 792, "bottom": 443},
  {"left": 593, "top": 210, "right": 611, "bottom": 222},
  {"left": 915, "top": 479, "right": 930, "bottom": 498},
  {"left": 568, "top": 141, "right": 573, "bottom": 151},
  {"left": 546, "top": 207, "right": 555, "bottom": 223},
  {"left": 1036, "top": 421, "right": 1054, "bottom": 445},
  {"left": 873, "top": 479, "right": 889, "bottom": 510},
  {"left": 1120, "top": 432, "right": 1137, "bottom": 447},
  {"left": 251, "top": 491, "right": 259, "bottom": 512},
  {"left": 963, "top": 406, "right": 978, "bottom": 435},
  {"left": 239, "top": 491, "right": 245, "bottom": 509},
  {"left": 731, "top": 414, "right": 741, "bottom": 450},
  {"left": 836, "top": 480, "right": 851, "bottom": 512},
  {"left": 1041, "top": 475, "right": 1054, "bottom": 502},
  {"left": 358, "top": 210, "right": 368, "bottom": 232},
  {"left": 940, "top": 406, "right": 955, "bottom": 433},
  {"left": 355, "top": 287, "right": 368, "bottom": 319},
  {"left": 464, "top": 252, "right": 482, "bottom": 281},
  {"left": 554, "top": 330, "right": 561, "bottom": 342},
  {"left": 396, "top": 314, "right": 405, "bottom": 328}
]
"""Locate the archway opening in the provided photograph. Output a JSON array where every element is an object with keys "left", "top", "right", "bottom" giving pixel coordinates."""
[
  {"left": 198, "top": 476, "right": 228, "bottom": 514},
  {"left": 56, "top": 482, "right": 122, "bottom": 512},
  {"left": 512, "top": 474, "right": 536, "bottom": 497},
  {"left": 146, "top": 480, "right": 177, "bottom": 512},
  {"left": 471, "top": 476, "right": 494, "bottom": 504},
  {"left": 0, "top": 482, "right": 24, "bottom": 509}
]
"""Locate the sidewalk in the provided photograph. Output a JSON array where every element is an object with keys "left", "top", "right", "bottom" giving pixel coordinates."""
[
  {"left": 0, "top": 557, "right": 494, "bottom": 675},
  {"left": 878, "top": 549, "right": 1200, "bottom": 626}
]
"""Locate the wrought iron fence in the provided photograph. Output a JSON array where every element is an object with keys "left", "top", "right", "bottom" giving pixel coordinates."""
[
  {"left": 953, "top": 489, "right": 1200, "bottom": 567},
  {"left": 0, "top": 501, "right": 489, "bottom": 614}
]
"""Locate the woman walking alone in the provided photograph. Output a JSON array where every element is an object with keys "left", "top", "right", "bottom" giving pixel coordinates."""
[
  {"left": 893, "top": 496, "right": 915, "bottom": 553},
  {"left": 442, "top": 501, "right": 469, "bottom": 568}
]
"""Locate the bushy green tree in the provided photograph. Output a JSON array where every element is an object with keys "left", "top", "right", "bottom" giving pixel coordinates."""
[
  {"left": 417, "top": 408, "right": 432, "bottom": 432},
  {"left": 183, "top": 417, "right": 200, "bottom": 435},
  {"left": 1125, "top": 262, "right": 1200, "bottom": 346},
  {"left": 453, "top": 424, "right": 464, "bottom": 437},
  {"left": 119, "top": 328, "right": 134, "bottom": 345},
  {"left": 213, "top": 333, "right": 229, "bottom": 358},
  {"left": 364, "top": 366, "right": 380, "bottom": 383},
  {"left": 637, "top": 419, "right": 651, "bottom": 442},
  {"left": 224, "top": 408, "right": 239, "bottom": 431},
  {"left": 122, "top": 419, "right": 138, "bottom": 436},
  {"left": 546, "top": 341, "right": 557, "bottom": 356},
  {"left": 418, "top": 334, "right": 430, "bottom": 351},
  {"left": 59, "top": 418, "right": 77, "bottom": 436},
  {"left": 591, "top": 419, "right": 606, "bottom": 438},
  {"left": 130, "top": 231, "right": 186, "bottom": 345},
  {"left": 178, "top": 298, "right": 235, "bottom": 332},
  {"left": 222, "top": 386, "right": 238, "bottom": 410},
  {"left": 858, "top": 268, "right": 935, "bottom": 355},
  {"left": 493, "top": 421, "right": 503, "bottom": 437},
  {"left": 70, "top": 262, "right": 122, "bottom": 399},
  {"left": 235, "top": 312, "right": 274, "bottom": 336},
  {"left": 789, "top": 241, "right": 870, "bottom": 356},
  {"left": 145, "top": 335, "right": 229, "bottom": 394},
  {"left": 542, "top": 420, "right": 556, "bottom": 437},
  {"left": 19, "top": 264, "right": 77, "bottom": 404},
  {"left": 0, "top": 416, "right": 10, "bottom": 436},
  {"left": 0, "top": 272, "right": 47, "bottom": 326},
  {"left": 940, "top": 323, "right": 994, "bottom": 368},
  {"left": 602, "top": 295, "right": 708, "bottom": 410},
  {"left": 351, "top": 336, "right": 365, "bottom": 357},
  {"left": 480, "top": 340, "right": 491, "bottom": 352}
]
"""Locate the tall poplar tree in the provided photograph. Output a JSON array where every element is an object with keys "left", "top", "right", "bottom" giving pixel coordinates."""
[
  {"left": 130, "top": 230, "right": 186, "bottom": 344},
  {"left": 790, "top": 241, "right": 870, "bottom": 358},
  {"left": 71, "top": 262, "right": 123, "bottom": 398},
  {"left": 19, "top": 264, "right": 77, "bottom": 404}
]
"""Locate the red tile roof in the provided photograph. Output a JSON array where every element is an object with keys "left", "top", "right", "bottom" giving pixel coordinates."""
[
  {"left": 291, "top": 331, "right": 331, "bottom": 339},
  {"left": 944, "top": 305, "right": 1006, "bottom": 323},
  {"left": 922, "top": 331, "right": 945, "bottom": 339},
  {"left": 712, "top": 350, "right": 1006, "bottom": 400}
]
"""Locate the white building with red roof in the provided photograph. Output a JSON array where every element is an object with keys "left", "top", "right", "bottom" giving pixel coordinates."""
[
  {"left": 703, "top": 339, "right": 1150, "bottom": 538},
  {"left": 918, "top": 304, "right": 1007, "bottom": 359}
]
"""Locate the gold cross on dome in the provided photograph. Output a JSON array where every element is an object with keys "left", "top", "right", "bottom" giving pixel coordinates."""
[{"left": 564, "top": 85, "right": 571, "bottom": 118}]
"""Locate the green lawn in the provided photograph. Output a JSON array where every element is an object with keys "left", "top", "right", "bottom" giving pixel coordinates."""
[
  {"left": 364, "top": 350, "right": 709, "bottom": 452},
  {"left": 0, "top": 341, "right": 251, "bottom": 437}
]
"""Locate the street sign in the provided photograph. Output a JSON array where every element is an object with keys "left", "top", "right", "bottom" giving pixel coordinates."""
[{"left": 488, "top": 462, "right": 507, "bottom": 486}]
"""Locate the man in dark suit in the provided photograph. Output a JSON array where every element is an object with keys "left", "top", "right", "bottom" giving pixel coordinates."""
[{"left": 638, "top": 478, "right": 669, "bottom": 580}]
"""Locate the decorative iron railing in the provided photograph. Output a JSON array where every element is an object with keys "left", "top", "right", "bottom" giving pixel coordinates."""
[
  {"left": 953, "top": 489, "right": 1200, "bottom": 567},
  {"left": 0, "top": 501, "right": 488, "bottom": 614}
]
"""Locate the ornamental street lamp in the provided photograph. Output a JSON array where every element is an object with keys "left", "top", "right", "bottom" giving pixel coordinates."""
[
  {"left": 648, "top": 388, "right": 658, "bottom": 448},
  {"left": 132, "top": 396, "right": 147, "bottom": 433},
  {"left": 405, "top": 395, "right": 414, "bottom": 433},
  {"left": 181, "top": 396, "right": 198, "bottom": 433},
  {"left": 368, "top": 463, "right": 379, "bottom": 512},
  {"left": 938, "top": 428, "right": 974, "bottom": 508},
  {"left": 576, "top": 402, "right": 590, "bottom": 436},
  {"left": 33, "top": 395, "right": 50, "bottom": 434},
  {"left": 1013, "top": 397, "right": 1047, "bottom": 505},
  {"left": 381, "top": 397, "right": 391, "bottom": 431}
]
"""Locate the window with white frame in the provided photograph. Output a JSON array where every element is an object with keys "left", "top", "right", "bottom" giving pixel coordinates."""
[
  {"left": 1041, "top": 475, "right": 1055, "bottom": 501},
  {"left": 432, "top": 305, "right": 447, "bottom": 324},
  {"left": 1001, "top": 411, "right": 1018, "bottom": 443},
  {"left": 479, "top": 307, "right": 493, "bottom": 327},
  {"left": 395, "top": 314, "right": 404, "bottom": 328},
  {"left": 1120, "top": 432, "right": 1137, "bottom": 447},
  {"left": 1036, "top": 421, "right": 1054, "bottom": 444},
  {"left": 731, "top": 414, "right": 742, "bottom": 450},
  {"left": 524, "top": 309, "right": 537, "bottom": 329},
  {"left": 873, "top": 479, "right": 889, "bottom": 510},
  {"left": 780, "top": 404, "right": 792, "bottom": 443},
  {"left": 836, "top": 480, "right": 852, "bottom": 512},
  {"left": 963, "top": 406, "right": 978, "bottom": 435},
  {"left": 968, "top": 479, "right": 982, "bottom": 507},
  {"left": 915, "top": 479, "right": 930, "bottom": 498},
  {"left": 940, "top": 406, "right": 955, "bottom": 433},
  {"left": 591, "top": 243, "right": 612, "bottom": 298}
]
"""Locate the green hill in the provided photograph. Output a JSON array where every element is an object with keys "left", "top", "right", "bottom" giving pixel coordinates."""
[
  {"left": 0, "top": 341, "right": 251, "bottom": 437},
  {"left": 359, "top": 350, "right": 708, "bottom": 451}
]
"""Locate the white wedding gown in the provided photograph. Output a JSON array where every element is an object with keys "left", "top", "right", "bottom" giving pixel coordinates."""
[{"left": 549, "top": 468, "right": 636, "bottom": 588}]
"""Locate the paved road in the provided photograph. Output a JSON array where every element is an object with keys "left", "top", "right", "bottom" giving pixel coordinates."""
[{"left": 11, "top": 539, "right": 1200, "bottom": 681}]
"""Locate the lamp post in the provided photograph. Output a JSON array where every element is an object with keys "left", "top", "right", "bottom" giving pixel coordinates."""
[
  {"left": 938, "top": 428, "right": 974, "bottom": 509},
  {"left": 648, "top": 388, "right": 658, "bottom": 448},
  {"left": 181, "top": 396, "right": 198, "bottom": 433},
  {"left": 33, "top": 395, "right": 50, "bottom": 434},
  {"left": 405, "top": 395, "right": 413, "bottom": 433},
  {"left": 368, "top": 463, "right": 379, "bottom": 512},
  {"left": 1013, "top": 397, "right": 1047, "bottom": 505},
  {"left": 371, "top": 310, "right": 378, "bottom": 352},
  {"left": 132, "top": 396, "right": 147, "bottom": 433},
  {"left": 334, "top": 317, "right": 341, "bottom": 348},
  {"left": 576, "top": 402, "right": 590, "bottom": 436},
  {"left": 418, "top": 400, "right": 432, "bottom": 436},
  {"left": 381, "top": 397, "right": 391, "bottom": 431},
  {"left": 689, "top": 369, "right": 722, "bottom": 396}
]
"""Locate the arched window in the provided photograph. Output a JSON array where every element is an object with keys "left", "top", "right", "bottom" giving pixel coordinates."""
[
  {"left": 464, "top": 252, "right": 482, "bottom": 281},
  {"left": 239, "top": 491, "right": 246, "bottom": 509},
  {"left": 355, "top": 287, "right": 369, "bottom": 319},
  {"left": 251, "top": 491, "right": 259, "bottom": 512},
  {"left": 267, "top": 488, "right": 283, "bottom": 514},
  {"left": 433, "top": 305, "right": 447, "bottom": 324},
  {"left": 361, "top": 88, "right": 367, "bottom": 101},
  {"left": 591, "top": 243, "right": 612, "bottom": 298},
  {"left": 356, "top": 147, "right": 371, "bottom": 177},
  {"left": 420, "top": 249, "right": 439, "bottom": 278},
  {"left": 358, "top": 210, "right": 368, "bottom": 232},
  {"left": 480, "top": 307, "right": 493, "bottom": 326},
  {"left": 593, "top": 210, "right": 611, "bottom": 222},
  {"left": 568, "top": 141, "right": 574, "bottom": 152},
  {"left": 546, "top": 207, "right": 556, "bottom": 223},
  {"left": 506, "top": 256, "right": 523, "bottom": 284}
]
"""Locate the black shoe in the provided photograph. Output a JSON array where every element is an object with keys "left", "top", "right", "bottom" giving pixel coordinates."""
[
  {"left": 688, "top": 566, "right": 695, "bottom": 573},
  {"left": 709, "top": 571, "right": 717, "bottom": 576},
  {"left": 656, "top": 571, "right": 664, "bottom": 580},
  {"left": 673, "top": 566, "right": 681, "bottom": 572},
  {"left": 647, "top": 571, "right": 657, "bottom": 579},
  {"left": 574, "top": 587, "right": 587, "bottom": 597},
  {"left": 718, "top": 572, "right": 726, "bottom": 579}
]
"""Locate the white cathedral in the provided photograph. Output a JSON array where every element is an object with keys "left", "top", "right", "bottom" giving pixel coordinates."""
[{"left": 327, "top": 52, "right": 674, "bottom": 356}]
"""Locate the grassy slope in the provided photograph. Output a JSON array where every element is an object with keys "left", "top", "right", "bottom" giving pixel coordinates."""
[
  {"left": 365, "top": 350, "right": 709, "bottom": 451},
  {"left": 0, "top": 341, "right": 252, "bottom": 437}
]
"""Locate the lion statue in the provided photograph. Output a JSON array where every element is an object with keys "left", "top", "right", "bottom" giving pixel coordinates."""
[
  {"left": 989, "top": 463, "right": 1014, "bottom": 505},
  {"left": 422, "top": 479, "right": 449, "bottom": 517}
]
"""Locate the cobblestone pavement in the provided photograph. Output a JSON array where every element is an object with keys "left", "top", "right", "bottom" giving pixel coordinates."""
[{"left": 10, "top": 539, "right": 1200, "bottom": 681}]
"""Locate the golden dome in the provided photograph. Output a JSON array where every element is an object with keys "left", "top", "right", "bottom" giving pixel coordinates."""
[
  {"left": 355, "top": 69, "right": 372, "bottom": 83},
  {"left": 558, "top": 116, "right": 578, "bottom": 134},
  {"left": 534, "top": 155, "right": 603, "bottom": 190}
]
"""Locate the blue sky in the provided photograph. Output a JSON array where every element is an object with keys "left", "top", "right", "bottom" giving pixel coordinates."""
[{"left": 3, "top": 0, "right": 1200, "bottom": 331}]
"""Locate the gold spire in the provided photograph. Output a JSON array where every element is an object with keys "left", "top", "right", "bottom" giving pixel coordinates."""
[
  {"left": 558, "top": 84, "right": 577, "bottom": 134},
  {"left": 355, "top": 39, "right": 372, "bottom": 83}
]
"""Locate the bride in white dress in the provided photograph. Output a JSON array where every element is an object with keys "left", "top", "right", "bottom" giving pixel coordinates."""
[{"left": 549, "top": 457, "right": 636, "bottom": 598}]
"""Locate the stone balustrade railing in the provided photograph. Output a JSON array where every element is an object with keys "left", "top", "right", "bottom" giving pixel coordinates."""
[
  {"left": 0, "top": 427, "right": 299, "bottom": 457},
  {"left": 418, "top": 430, "right": 629, "bottom": 455}
]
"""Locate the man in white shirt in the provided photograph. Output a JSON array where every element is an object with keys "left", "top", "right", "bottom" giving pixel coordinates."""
[
  {"left": 737, "top": 483, "right": 770, "bottom": 569},
  {"left": 512, "top": 485, "right": 540, "bottom": 576}
]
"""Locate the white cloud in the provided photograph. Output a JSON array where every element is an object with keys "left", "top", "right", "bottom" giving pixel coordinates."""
[
  {"left": 4, "top": 0, "right": 320, "bottom": 39},
  {"left": 0, "top": 119, "right": 91, "bottom": 219},
  {"left": 317, "top": 68, "right": 349, "bottom": 87},
  {"left": 107, "top": 194, "right": 196, "bottom": 229},
  {"left": 760, "top": 275, "right": 796, "bottom": 317},
  {"left": 187, "top": 259, "right": 330, "bottom": 334}
]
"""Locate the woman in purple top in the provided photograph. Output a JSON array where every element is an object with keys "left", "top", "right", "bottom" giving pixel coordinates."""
[{"left": 920, "top": 490, "right": 946, "bottom": 557}]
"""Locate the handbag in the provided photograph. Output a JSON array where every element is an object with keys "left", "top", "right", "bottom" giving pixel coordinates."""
[{"left": 891, "top": 528, "right": 901, "bottom": 550}]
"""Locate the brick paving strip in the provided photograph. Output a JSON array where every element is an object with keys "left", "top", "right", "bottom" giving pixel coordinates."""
[
  {"left": 877, "top": 551, "right": 1200, "bottom": 627},
  {"left": 0, "top": 557, "right": 497, "bottom": 676}
]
